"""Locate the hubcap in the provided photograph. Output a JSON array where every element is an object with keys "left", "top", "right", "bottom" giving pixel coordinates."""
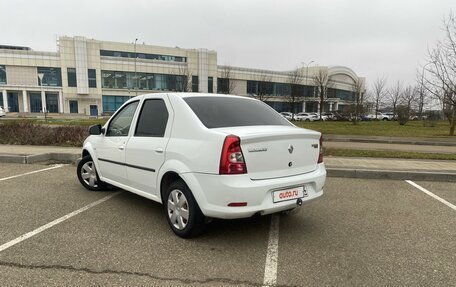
[
  {"left": 167, "top": 189, "right": 189, "bottom": 230},
  {"left": 81, "top": 161, "right": 98, "bottom": 188}
]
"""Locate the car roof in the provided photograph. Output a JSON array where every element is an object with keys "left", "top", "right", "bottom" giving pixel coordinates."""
[{"left": 136, "top": 92, "right": 260, "bottom": 103}]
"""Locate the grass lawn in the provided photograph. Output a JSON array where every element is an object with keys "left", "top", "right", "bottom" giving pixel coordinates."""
[
  {"left": 295, "top": 120, "right": 454, "bottom": 138},
  {"left": 325, "top": 148, "right": 456, "bottom": 160}
]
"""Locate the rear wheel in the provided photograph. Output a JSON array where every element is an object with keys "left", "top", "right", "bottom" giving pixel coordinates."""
[
  {"left": 77, "top": 155, "right": 107, "bottom": 191},
  {"left": 165, "top": 180, "right": 205, "bottom": 238}
]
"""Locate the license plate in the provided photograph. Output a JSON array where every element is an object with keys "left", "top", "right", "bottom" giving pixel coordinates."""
[{"left": 272, "top": 186, "right": 307, "bottom": 203}]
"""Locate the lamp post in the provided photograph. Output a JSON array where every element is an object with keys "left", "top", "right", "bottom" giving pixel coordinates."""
[
  {"left": 38, "top": 73, "right": 46, "bottom": 121},
  {"left": 134, "top": 38, "right": 138, "bottom": 97}
]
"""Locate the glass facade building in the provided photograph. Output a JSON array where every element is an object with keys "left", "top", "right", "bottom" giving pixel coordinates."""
[
  {"left": 0, "top": 36, "right": 363, "bottom": 115},
  {"left": 102, "top": 95, "right": 132, "bottom": 113},
  {"left": 102, "top": 70, "right": 185, "bottom": 92},
  {"left": 100, "top": 50, "right": 186, "bottom": 63}
]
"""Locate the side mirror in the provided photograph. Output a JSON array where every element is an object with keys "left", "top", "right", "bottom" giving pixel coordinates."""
[{"left": 89, "top": 124, "right": 103, "bottom": 135}]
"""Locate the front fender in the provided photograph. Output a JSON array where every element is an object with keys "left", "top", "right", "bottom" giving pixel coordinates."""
[{"left": 81, "top": 141, "right": 105, "bottom": 181}]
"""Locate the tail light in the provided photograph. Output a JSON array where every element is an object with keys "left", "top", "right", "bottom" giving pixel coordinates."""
[
  {"left": 318, "top": 135, "right": 324, "bottom": 163},
  {"left": 219, "top": 135, "right": 247, "bottom": 174}
]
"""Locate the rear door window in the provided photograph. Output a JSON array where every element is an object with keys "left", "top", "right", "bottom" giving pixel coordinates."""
[{"left": 135, "top": 99, "right": 169, "bottom": 137}]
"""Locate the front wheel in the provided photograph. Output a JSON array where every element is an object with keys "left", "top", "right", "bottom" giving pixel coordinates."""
[
  {"left": 165, "top": 180, "right": 205, "bottom": 238},
  {"left": 77, "top": 155, "right": 107, "bottom": 191}
]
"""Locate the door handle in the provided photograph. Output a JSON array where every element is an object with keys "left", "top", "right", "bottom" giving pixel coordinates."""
[
  {"left": 118, "top": 146, "right": 125, "bottom": 151},
  {"left": 154, "top": 148, "right": 164, "bottom": 154}
]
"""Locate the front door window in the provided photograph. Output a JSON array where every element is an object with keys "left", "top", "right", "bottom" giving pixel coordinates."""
[{"left": 107, "top": 101, "right": 139, "bottom": 137}]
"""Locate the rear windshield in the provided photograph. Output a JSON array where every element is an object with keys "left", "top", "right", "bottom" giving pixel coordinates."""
[{"left": 184, "top": 97, "right": 291, "bottom": 128}]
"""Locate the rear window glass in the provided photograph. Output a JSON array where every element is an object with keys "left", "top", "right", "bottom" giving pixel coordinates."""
[{"left": 184, "top": 97, "right": 291, "bottom": 128}]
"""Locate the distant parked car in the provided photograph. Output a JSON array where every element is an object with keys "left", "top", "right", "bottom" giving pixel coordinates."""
[
  {"left": 295, "top": 112, "right": 317, "bottom": 121},
  {"left": 309, "top": 112, "right": 328, "bottom": 121},
  {"left": 366, "top": 112, "right": 392, "bottom": 121},
  {"left": 322, "top": 112, "right": 335, "bottom": 120},
  {"left": 0, "top": 107, "right": 5, "bottom": 117},
  {"left": 280, "top": 112, "right": 295, "bottom": 121},
  {"left": 383, "top": 112, "right": 397, "bottom": 120},
  {"left": 332, "top": 112, "right": 350, "bottom": 121}
]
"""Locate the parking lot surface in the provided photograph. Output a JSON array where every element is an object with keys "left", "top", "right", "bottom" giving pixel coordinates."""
[{"left": 0, "top": 163, "right": 455, "bottom": 286}]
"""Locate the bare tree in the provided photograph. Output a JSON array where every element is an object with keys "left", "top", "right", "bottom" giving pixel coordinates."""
[
  {"left": 174, "top": 65, "right": 193, "bottom": 92},
  {"left": 285, "top": 68, "right": 305, "bottom": 113},
  {"left": 249, "top": 71, "right": 273, "bottom": 102},
  {"left": 415, "top": 67, "right": 429, "bottom": 119},
  {"left": 218, "top": 65, "right": 237, "bottom": 94},
  {"left": 350, "top": 78, "right": 366, "bottom": 125},
  {"left": 423, "top": 12, "right": 456, "bottom": 135},
  {"left": 396, "top": 85, "right": 417, "bottom": 125},
  {"left": 312, "top": 68, "right": 330, "bottom": 118},
  {"left": 401, "top": 85, "right": 417, "bottom": 112},
  {"left": 387, "top": 81, "right": 402, "bottom": 117},
  {"left": 372, "top": 77, "right": 387, "bottom": 119}
]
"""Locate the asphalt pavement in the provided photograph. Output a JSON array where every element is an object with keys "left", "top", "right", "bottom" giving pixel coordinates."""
[{"left": 0, "top": 163, "right": 455, "bottom": 286}]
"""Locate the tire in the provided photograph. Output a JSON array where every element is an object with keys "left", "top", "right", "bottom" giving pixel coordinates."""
[
  {"left": 382, "top": 118, "right": 388, "bottom": 121},
  {"left": 305, "top": 119, "right": 310, "bottom": 122},
  {"left": 77, "top": 155, "right": 107, "bottom": 191},
  {"left": 164, "top": 180, "right": 206, "bottom": 238}
]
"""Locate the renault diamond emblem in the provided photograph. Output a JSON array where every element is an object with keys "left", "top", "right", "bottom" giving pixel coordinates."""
[{"left": 288, "top": 144, "right": 294, "bottom": 154}]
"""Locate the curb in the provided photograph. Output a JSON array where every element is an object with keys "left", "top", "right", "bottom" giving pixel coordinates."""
[
  {"left": 0, "top": 153, "right": 79, "bottom": 164},
  {"left": 326, "top": 168, "right": 456, "bottom": 182}
]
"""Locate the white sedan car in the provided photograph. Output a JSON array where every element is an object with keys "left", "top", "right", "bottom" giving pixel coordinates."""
[{"left": 77, "top": 93, "right": 326, "bottom": 238}]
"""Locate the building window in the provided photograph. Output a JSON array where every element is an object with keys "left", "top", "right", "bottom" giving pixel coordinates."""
[
  {"left": 0, "top": 65, "right": 6, "bottom": 85},
  {"left": 37, "top": 67, "right": 62, "bottom": 87},
  {"left": 7, "top": 92, "right": 19, "bottom": 112},
  {"left": 101, "top": 70, "right": 185, "bottom": 92},
  {"left": 192, "top": 76, "right": 199, "bottom": 92},
  {"left": 69, "top": 100, "right": 78, "bottom": 113},
  {"left": 217, "top": 78, "right": 229, "bottom": 94},
  {"left": 102, "top": 95, "right": 131, "bottom": 113},
  {"left": 208, "top": 77, "right": 213, "bottom": 93},
  {"left": 46, "top": 93, "right": 59, "bottom": 113},
  {"left": 100, "top": 50, "right": 186, "bottom": 63},
  {"left": 29, "top": 92, "right": 42, "bottom": 113},
  {"left": 67, "top": 68, "right": 77, "bottom": 87},
  {"left": 88, "top": 69, "right": 96, "bottom": 88}
]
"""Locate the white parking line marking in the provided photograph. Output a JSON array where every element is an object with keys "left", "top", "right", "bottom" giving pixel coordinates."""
[
  {"left": 0, "top": 191, "right": 121, "bottom": 253},
  {"left": 406, "top": 180, "right": 456, "bottom": 211},
  {"left": 263, "top": 214, "right": 280, "bottom": 287},
  {"left": 0, "top": 164, "right": 66, "bottom": 182}
]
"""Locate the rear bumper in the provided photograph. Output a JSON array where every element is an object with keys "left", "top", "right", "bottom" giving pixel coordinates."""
[{"left": 181, "top": 163, "right": 326, "bottom": 219}]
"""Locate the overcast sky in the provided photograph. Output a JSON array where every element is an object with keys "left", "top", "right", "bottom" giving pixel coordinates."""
[{"left": 1, "top": 0, "right": 454, "bottom": 88}]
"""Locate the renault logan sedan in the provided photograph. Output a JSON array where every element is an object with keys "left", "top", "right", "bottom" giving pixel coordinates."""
[{"left": 77, "top": 93, "right": 326, "bottom": 238}]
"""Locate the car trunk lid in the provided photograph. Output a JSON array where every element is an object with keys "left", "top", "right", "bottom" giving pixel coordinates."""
[{"left": 214, "top": 126, "right": 321, "bottom": 180}]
